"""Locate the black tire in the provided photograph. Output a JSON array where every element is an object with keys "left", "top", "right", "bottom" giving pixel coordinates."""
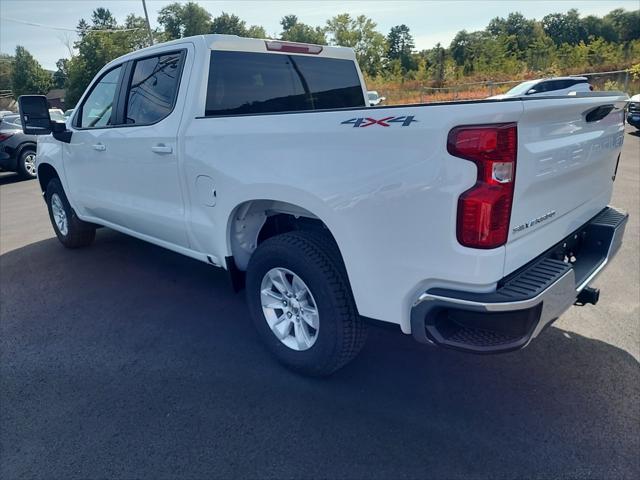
[
  {"left": 246, "top": 230, "right": 367, "bottom": 376},
  {"left": 45, "top": 178, "right": 96, "bottom": 248},
  {"left": 17, "top": 148, "right": 37, "bottom": 179}
]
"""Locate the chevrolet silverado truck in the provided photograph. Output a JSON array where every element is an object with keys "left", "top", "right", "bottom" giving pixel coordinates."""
[{"left": 19, "top": 35, "right": 629, "bottom": 376}]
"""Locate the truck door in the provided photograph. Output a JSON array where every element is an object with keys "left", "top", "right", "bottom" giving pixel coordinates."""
[{"left": 66, "top": 47, "right": 192, "bottom": 248}]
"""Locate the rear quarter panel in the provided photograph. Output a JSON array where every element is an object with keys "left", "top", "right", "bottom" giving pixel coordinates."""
[{"left": 180, "top": 101, "right": 524, "bottom": 330}]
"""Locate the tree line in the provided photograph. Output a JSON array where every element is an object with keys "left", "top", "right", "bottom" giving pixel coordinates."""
[{"left": 1, "top": 4, "right": 638, "bottom": 107}]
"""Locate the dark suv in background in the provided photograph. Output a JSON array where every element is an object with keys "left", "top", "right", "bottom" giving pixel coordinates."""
[
  {"left": 0, "top": 114, "right": 37, "bottom": 179},
  {"left": 627, "top": 94, "right": 640, "bottom": 130}
]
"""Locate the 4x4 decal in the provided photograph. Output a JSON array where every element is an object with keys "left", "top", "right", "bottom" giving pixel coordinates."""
[{"left": 341, "top": 115, "right": 418, "bottom": 128}]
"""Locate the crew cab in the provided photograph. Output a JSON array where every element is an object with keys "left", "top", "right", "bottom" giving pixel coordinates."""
[{"left": 19, "top": 35, "right": 628, "bottom": 376}]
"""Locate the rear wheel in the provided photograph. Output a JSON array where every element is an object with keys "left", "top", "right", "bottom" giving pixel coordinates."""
[
  {"left": 45, "top": 178, "right": 96, "bottom": 248},
  {"left": 246, "top": 230, "right": 366, "bottom": 376},
  {"left": 17, "top": 149, "right": 37, "bottom": 179}
]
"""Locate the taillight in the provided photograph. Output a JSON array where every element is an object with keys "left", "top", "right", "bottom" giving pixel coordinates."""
[
  {"left": 447, "top": 123, "right": 517, "bottom": 249},
  {"left": 0, "top": 132, "right": 14, "bottom": 142},
  {"left": 265, "top": 40, "right": 323, "bottom": 55}
]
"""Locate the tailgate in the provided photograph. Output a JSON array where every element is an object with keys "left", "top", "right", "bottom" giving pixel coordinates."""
[{"left": 505, "top": 94, "right": 627, "bottom": 275}]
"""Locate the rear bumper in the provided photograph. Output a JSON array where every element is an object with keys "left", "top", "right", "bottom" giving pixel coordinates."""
[{"left": 411, "top": 206, "right": 628, "bottom": 353}]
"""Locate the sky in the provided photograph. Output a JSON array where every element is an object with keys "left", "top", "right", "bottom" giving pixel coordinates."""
[{"left": 1, "top": 0, "right": 638, "bottom": 70}]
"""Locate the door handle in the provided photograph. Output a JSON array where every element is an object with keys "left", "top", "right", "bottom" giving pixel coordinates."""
[
  {"left": 151, "top": 144, "right": 173, "bottom": 154},
  {"left": 92, "top": 143, "right": 106, "bottom": 151}
]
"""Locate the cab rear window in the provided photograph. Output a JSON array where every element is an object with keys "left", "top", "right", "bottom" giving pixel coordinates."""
[{"left": 205, "top": 51, "right": 365, "bottom": 116}]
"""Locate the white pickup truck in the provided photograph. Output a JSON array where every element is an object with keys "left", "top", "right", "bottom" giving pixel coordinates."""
[{"left": 19, "top": 35, "right": 628, "bottom": 376}]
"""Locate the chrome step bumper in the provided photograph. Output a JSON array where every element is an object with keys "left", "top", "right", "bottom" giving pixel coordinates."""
[{"left": 410, "top": 207, "right": 628, "bottom": 353}]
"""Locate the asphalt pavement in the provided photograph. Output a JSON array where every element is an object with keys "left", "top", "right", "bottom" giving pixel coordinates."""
[{"left": 1, "top": 127, "right": 639, "bottom": 479}]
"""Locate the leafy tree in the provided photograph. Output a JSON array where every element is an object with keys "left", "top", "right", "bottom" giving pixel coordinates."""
[
  {"left": 280, "top": 15, "right": 326, "bottom": 44},
  {"left": 157, "top": 3, "right": 184, "bottom": 40},
  {"left": 325, "top": 14, "right": 387, "bottom": 76},
  {"left": 428, "top": 42, "right": 446, "bottom": 86},
  {"left": 450, "top": 30, "right": 471, "bottom": 66},
  {"left": 246, "top": 25, "right": 267, "bottom": 38},
  {"left": 210, "top": 12, "right": 266, "bottom": 38},
  {"left": 586, "top": 37, "right": 623, "bottom": 67},
  {"left": 487, "top": 12, "right": 535, "bottom": 56},
  {"left": 76, "top": 18, "right": 90, "bottom": 39},
  {"left": 181, "top": 2, "right": 213, "bottom": 36},
  {"left": 124, "top": 14, "right": 153, "bottom": 50},
  {"left": 158, "top": 2, "right": 211, "bottom": 39},
  {"left": 11, "top": 46, "right": 52, "bottom": 98},
  {"left": 211, "top": 12, "right": 247, "bottom": 35},
  {"left": 526, "top": 25, "right": 556, "bottom": 71},
  {"left": 604, "top": 9, "right": 640, "bottom": 43},
  {"left": 387, "top": 24, "right": 416, "bottom": 71},
  {"left": 91, "top": 7, "right": 117, "bottom": 30},
  {"left": 281, "top": 15, "right": 298, "bottom": 32},
  {"left": 449, "top": 30, "right": 488, "bottom": 72},
  {"left": 0, "top": 54, "right": 13, "bottom": 92},
  {"left": 581, "top": 15, "right": 617, "bottom": 43},
  {"left": 542, "top": 9, "right": 586, "bottom": 45},
  {"left": 53, "top": 58, "right": 68, "bottom": 89}
]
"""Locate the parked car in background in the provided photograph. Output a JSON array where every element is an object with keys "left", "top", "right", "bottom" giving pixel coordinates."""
[
  {"left": 0, "top": 114, "right": 37, "bottom": 178},
  {"left": 627, "top": 94, "right": 640, "bottom": 130},
  {"left": 489, "top": 76, "right": 593, "bottom": 99},
  {"left": 0, "top": 110, "right": 14, "bottom": 119},
  {"left": 367, "top": 90, "right": 385, "bottom": 106},
  {"left": 49, "top": 109, "right": 65, "bottom": 121}
]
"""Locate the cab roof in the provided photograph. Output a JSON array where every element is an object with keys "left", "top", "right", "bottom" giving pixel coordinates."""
[{"left": 110, "top": 34, "right": 357, "bottom": 66}]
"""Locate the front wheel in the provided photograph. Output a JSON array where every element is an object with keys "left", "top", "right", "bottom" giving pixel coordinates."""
[
  {"left": 45, "top": 178, "right": 96, "bottom": 248},
  {"left": 246, "top": 231, "right": 367, "bottom": 376}
]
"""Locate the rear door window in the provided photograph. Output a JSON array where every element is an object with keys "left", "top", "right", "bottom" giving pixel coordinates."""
[
  {"left": 124, "top": 51, "right": 185, "bottom": 125},
  {"left": 205, "top": 51, "right": 365, "bottom": 116}
]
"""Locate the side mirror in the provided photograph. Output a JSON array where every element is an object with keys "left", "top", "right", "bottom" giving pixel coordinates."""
[
  {"left": 18, "top": 95, "right": 52, "bottom": 135},
  {"left": 18, "top": 95, "right": 72, "bottom": 143}
]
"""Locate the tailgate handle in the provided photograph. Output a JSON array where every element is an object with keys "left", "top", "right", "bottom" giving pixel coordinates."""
[{"left": 584, "top": 104, "right": 614, "bottom": 123}]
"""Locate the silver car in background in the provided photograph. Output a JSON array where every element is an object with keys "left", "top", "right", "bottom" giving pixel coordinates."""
[
  {"left": 367, "top": 90, "right": 386, "bottom": 106},
  {"left": 489, "top": 76, "right": 593, "bottom": 99}
]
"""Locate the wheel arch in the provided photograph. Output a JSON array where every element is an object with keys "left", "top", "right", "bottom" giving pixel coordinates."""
[
  {"left": 16, "top": 141, "right": 36, "bottom": 159},
  {"left": 37, "top": 162, "right": 60, "bottom": 193},
  {"left": 226, "top": 199, "right": 343, "bottom": 272}
]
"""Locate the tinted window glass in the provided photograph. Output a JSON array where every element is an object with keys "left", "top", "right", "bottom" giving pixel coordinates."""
[
  {"left": 205, "top": 51, "right": 365, "bottom": 116},
  {"left": 125, "top": 52, "right": 184, "bottom": 125},
  {"left": 530, "top": 81, "right": 550, "bottom": 93},
  {"left": 568, "top": 79, "right": 588, "bottom": 89},
  {"left": 80, "top": 66, "right": 122, "bottom": 128},
  {"left": 294, "top": 55, "right": 366, "bottom": 110}
]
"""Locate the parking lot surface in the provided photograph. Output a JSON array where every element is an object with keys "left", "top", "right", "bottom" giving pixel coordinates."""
[{"left": 1, "top": 127, "right": 639, "bottom": 479}]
